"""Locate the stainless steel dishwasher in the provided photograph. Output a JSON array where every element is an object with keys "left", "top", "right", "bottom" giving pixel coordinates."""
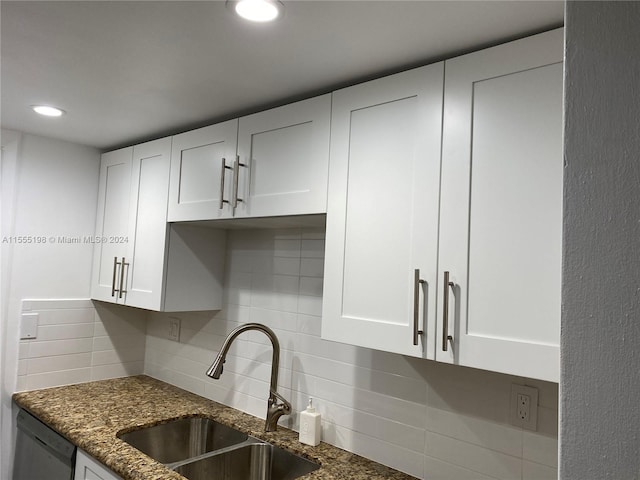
[{"left": 13, "top": 408, "right": 76, "bottom": 480}]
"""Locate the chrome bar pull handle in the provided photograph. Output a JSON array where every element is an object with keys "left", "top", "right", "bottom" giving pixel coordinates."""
[
  {"left": 442, "top": 271, "right": 454, "bottom": 351},
  {"left": 413, "top": 269, "right": 425, "bottom": 345},
  {"left": 111, "top": 257, "right": 120, "bottom": 297},
  {"left": 118, "top": 257, "right": 129, "bottom": 299},
  {"left": 232, "top": 155, "right": 247, "bottom": 212},
  {"left": 219, "top": 158, "right": 232, "bottom": 209}
]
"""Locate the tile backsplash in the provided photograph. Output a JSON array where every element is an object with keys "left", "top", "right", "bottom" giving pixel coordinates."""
[
  {"left": 145, "top": 227, "right": 559, "bottom": 480},
  {"left": 13, "top": 228, "right": 557, "bottom": 479},
  {"left": 17, "top": 299, "right": 145, "bottom": 391}
]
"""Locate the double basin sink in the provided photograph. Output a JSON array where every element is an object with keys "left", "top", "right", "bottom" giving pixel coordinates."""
[{"left": 118, "top": 416, "right": 320, "bottom": 480}]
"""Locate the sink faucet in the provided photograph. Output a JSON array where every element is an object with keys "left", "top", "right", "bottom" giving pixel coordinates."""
[{"left": 206, "top": 323, "right": 292, "bottom": 432}]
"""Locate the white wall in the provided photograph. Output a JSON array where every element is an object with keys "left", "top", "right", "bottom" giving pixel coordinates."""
[
  {"left": 146, "top": 228, "right": 559, "bottom": 480},
  {"left": 0, "top": 132, "right": 137, "bottom": 480},
  {"left": 561, "top": 2, "right": 640, "bottom": 478}
]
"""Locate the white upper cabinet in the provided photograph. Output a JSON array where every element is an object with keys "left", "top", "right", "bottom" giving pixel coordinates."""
[
  {"left": 235, "top": 95, "right": 331, "bottom": 218},
  {"left": 91, "top": 138, "right": 226, "bottom": 312},
  {"left": 436, "top": 29, "right": 563, "bottom": 381},
  {"left": 123, "top": 138, "right": 172, "bottom": 310},
  {"left": 167, "top": 95, "right": 331, "bottom": 222},
  {"left": 91, "top": 147, "right": 132, "bottom": 303},
  {"left": 167, "top": 120, "right": 239, "bottom": 222},
  {"left": 322, "top": 64, "right": 445, "bottom": 358}
]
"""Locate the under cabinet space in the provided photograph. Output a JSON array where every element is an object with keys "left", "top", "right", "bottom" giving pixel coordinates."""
[{"left": 91, "top": 138, "right": 226, "bottom": 312}]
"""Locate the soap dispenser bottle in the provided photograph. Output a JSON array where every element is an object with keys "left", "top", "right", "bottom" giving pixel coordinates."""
[{"left": 299, "top": 397, "right": 321, "bottom": 446}]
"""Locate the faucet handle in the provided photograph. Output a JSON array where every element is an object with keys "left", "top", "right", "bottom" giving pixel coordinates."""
[{"left": 269, "top": 389, "right": 292, "bottom": 413}]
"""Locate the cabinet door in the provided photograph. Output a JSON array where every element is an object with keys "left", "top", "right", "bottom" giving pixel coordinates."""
[
  {"left": 91, "top": 148, "right": 132, "bottom": 303},
  {"left": 437, "top": 29, "right": 563, "bottom": 381},
  {"left": 235, "top": 95, "right": 330, "bottom": 218},
  {"left": 123, "top": 137, "right": 172, "bottom": 310},
  {"left": 322, "top": 65, "right": 444, "bottom": 358},
  {"left": 167, "top": 120, "right": 238, "bottom": 221},
  {"left": 74, "top": 449, "right": 122, "bottom": 480}
]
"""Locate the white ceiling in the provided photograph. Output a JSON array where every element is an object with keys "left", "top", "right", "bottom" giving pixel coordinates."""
[{"left": 1, "top": 1, "right": 563, "bottom": 151}]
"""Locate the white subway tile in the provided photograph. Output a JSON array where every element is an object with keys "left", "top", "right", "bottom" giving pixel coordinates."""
[
  {"left": 251, "top": 274, "right": 300, "bottom": 294},
  {"left": 299, "top": 276, "right": 323, "bottom": 297},
  {"left": 35, "top": 308, "right": 95, "bottom": 326},
  {"left": 157, "top": 371, "right": 206, "bottom": 397},
  {"left": 425, "top": 406, "right": 522, "bottom": 458},
  {"left": 523, "top": 460, "right": 558, "bottom": 480},
  {"left": 424, "top": 362, "right": 516, "bottom": 425},
  {"left": 36, "top": 323, "right": 94, "bottom": 341},
  {"left": 296, "top": 314, "right": 321, "bottom": 336},
  {"left": 301, "top": 239, "right": 325, "bottom": 258},
  {"left": 425, "top": 431, "right": 522, "bottom": 480},
  {"left": 294, "top": 351, "right": 427, "bottom": 405},
  {"left": 537, "top": 405, "right": 559, "bottom": 438},
  {"left": 424, "top": 456, "right": 500, "bottom": 480},
  {"left": 274, "top": 238, "right": 301, "bottom": 258},
  {"left": 227, "top": 251, "right": 256, "bottom": 273},
  {"left": 523, "top": 431, "right": 558, "bottom": 468},
  {"left": 28, "top": 353, "right": 92, "bottom": 374},
  {"left": 28, "top": 338, "right": 93, "bottom": 358},
  {"left": 25, "top": 368, "right": 92, "bottom": 390},
  {"left": 16, "top": 376, "right": 28, "bottom": 392},
  {"left": 22, "top": 299, "right": 93, "bottom": 310},
  {"left": 251, "top": 290, "right": 298, "bottom": 313},
  {"left": 17, "top": 359, "right": 28, "bottom": 376},
  {"left": 320, "top": 422, "right": 424, "bottom": 478},
  {"left": 92, "top": 349, "right": 144, "bottom": 366},
  {"left": 297, "top": 295, "right": 322, "bottom": 316},
  {"left": 18, "top": 341, "right": 30, "bottom": 359},
  {"left": 273, "top": 229, "right": 302, "bottom": 241},
  {"left": 311, "top": 376, "right": 427, "bottom": 428},
  {"left": 301, "top": 394, "right": 424, "bottom": 454},
  {"left": 272, "top": 256, "right": 301, "bottom": 276},
  {"left": 300, "top": 258, "right": 324, "bottom": 277},
  {"left": 91, "top": 362, "right": 144, "bottom": 381},
  {"left": 301, "top": 228, "right": 325, "bottom": 240}
]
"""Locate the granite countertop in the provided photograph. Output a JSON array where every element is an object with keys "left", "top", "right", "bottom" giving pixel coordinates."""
[{"left": 13, "top": 375, "right": 416, "bottom": 480}]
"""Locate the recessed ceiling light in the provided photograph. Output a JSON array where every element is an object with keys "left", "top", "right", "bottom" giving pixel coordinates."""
[
  {"left": 231, "top": 0, "right": 284, "bottom": 23},
  {"left": 32, "top": 105, "right": 65, "bottom": 117}
]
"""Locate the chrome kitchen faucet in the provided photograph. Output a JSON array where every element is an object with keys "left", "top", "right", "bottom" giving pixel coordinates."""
[{"left": 206, "top": 323, "right": 291, "bottom": 432}]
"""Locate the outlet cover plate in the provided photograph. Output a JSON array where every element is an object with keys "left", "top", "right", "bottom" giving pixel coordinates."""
[
  {"left": 168, "top": 317, "right": 181, "bottom": 342},
  {"left": 510, "top": 384, "right": 538, "bottom": 431}
]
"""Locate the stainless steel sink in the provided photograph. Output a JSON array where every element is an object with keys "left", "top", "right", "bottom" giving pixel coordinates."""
[
  {"left": 118, "top": 416, "right": 248, "bottom": 464},
  {"left": 173, "top": 442, "right": 320, "bottom": 480}
]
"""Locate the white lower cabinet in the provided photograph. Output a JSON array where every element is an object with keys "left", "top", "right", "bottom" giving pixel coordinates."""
[
  {"left": 322, "top": 28, "right": 563, "bottom": 381},
  {"left": 74, "top": 450, "right": 122, "bottom": 480},
  {"left": 436, "top": 29, "right": 564, "bottom": 382},
  {"left": 322, "top": 64, "right": 445, "bottom": 358},
  {"left": 91, "top": 137, "right": 226, "bottom": 312}
]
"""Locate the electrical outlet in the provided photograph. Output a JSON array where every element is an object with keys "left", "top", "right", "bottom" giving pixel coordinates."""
[
  {"left": 168, "top": 317, "right": 181, "bottom": 342},
  {"left": 510, "top": 384, "right": 538, "bottom": 431},
  {"left": 517, "top": 393, "right": 530, "bottom": 422}
]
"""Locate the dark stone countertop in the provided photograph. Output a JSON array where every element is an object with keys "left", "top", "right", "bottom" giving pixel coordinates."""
[{"left": 13, "top": 375, "right": 417, "bottom": 480}]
